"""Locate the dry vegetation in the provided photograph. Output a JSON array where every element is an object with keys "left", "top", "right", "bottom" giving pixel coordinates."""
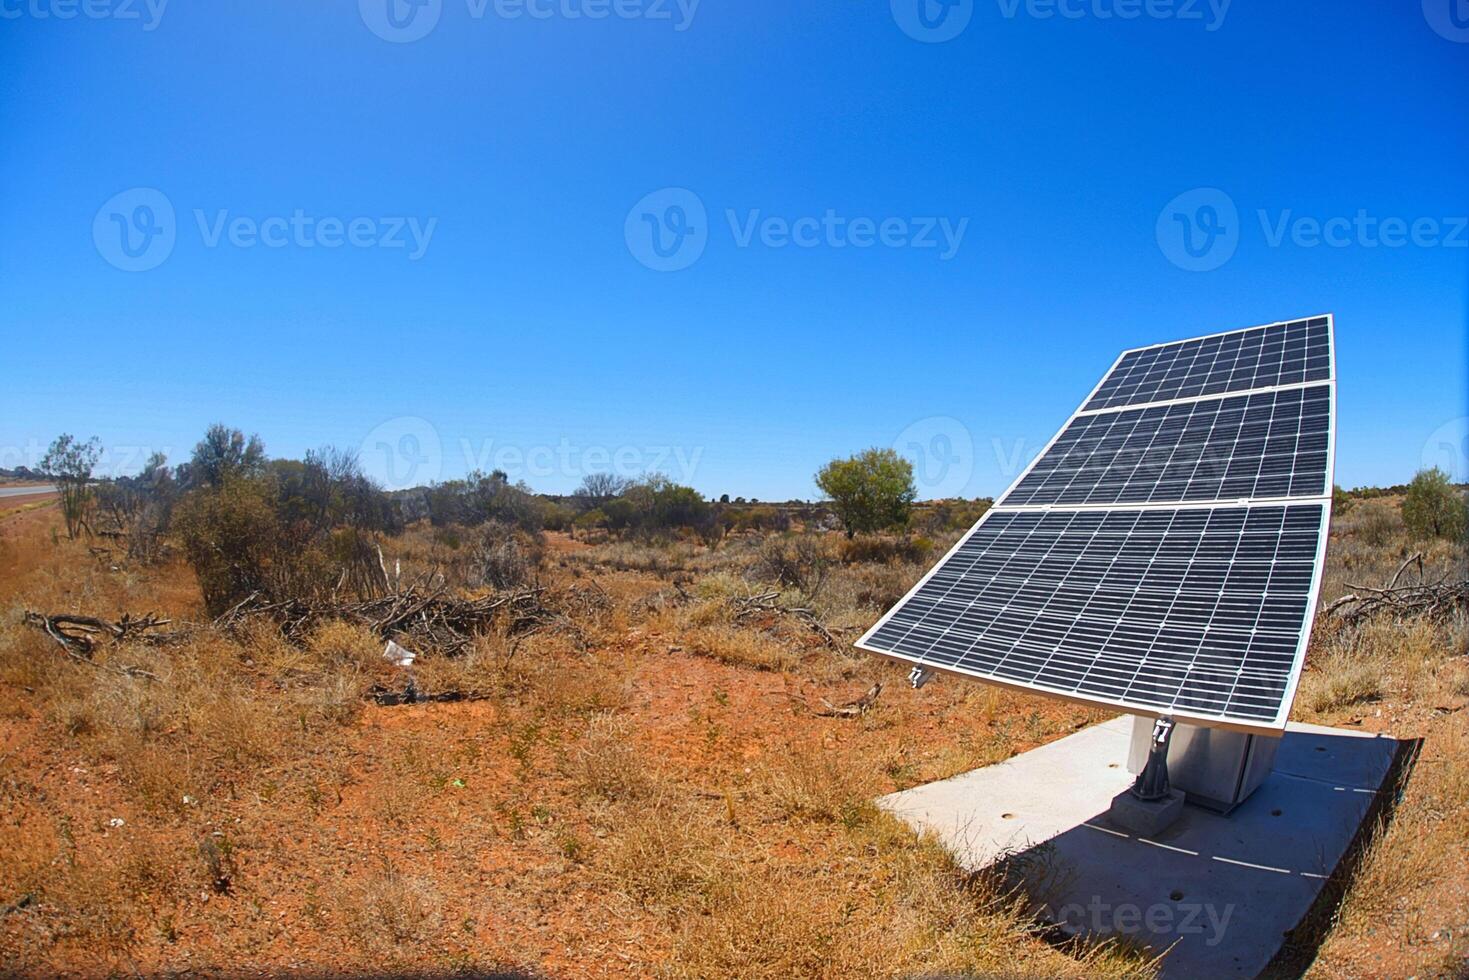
[{"left": 0, "top": 487, "right": 1465, "bottom": 978}]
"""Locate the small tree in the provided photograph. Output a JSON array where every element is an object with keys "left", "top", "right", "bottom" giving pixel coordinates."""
[
  {"left": 40, "top": 434, "right": 102, "bottom": 539},
  {"left": 185, "top": 423, "right": 265, "bottom": 489},
  {"left": 575, "top": 472, "right": 631, "bottom": 502},
  {"left": 815, "top": 448, "right": 917, "bottom": 538},
  {"left": 1401, "top": 467, "right": 1467, "bottom": 541}
]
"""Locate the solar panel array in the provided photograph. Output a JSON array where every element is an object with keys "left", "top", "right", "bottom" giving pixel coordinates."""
[{"left": 857, "top": 315, "right": 1335, "bottom": 731}]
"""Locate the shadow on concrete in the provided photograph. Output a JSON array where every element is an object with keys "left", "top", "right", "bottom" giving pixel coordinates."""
[{"left": 985, "top": 728, "right": 1421, "bottom": 979}]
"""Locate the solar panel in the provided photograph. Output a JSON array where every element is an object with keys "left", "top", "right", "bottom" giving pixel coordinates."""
[
  {"left": 857, "top": 315, "right": 1335, "bottom": 731},
  {"left": 1084, "top": 316, "right": 1330, "bottom": 411},
  {"left": 863, "top": 505, "right": 1324, "bottom": 724},
  {"left": 1000, "top": 386, "right": 1330, "bottom": 506}
]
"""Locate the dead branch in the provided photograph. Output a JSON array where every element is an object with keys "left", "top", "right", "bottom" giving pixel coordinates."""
[
  {"left": 368, "top": 679, "right": 491, "bottom": 706},
  {"left": 814, "top": 682, "right": 883, "bottom": 718},
  {"left": 1323, "top": 553, "right": 1467, "bottom": 625},
  {"left": 730, "top": 590, "right": 847, "bottom": 649},
  {"left": 22, "top": 611, "right": 164, "bottom": 680}
]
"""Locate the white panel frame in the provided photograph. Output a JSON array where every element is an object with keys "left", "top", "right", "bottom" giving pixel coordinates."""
[{"left": 855, "top": 314, "right": 1336, "bottom": 735}]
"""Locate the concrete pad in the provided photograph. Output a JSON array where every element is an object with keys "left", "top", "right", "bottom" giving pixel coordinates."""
[{"left": 878, "top": 718, "right": 1402, "bottom": 978}]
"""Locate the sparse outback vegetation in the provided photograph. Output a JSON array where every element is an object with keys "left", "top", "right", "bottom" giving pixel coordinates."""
[{"left": 0, "top": 445, "right": 1464, "bottom": 978}]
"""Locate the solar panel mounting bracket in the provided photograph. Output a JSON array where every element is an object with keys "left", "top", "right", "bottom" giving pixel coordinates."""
[
  {"left": 1131, "top": 716, "right": 1175, "bottom": 801},
  {"left": 908, "top": 665, "right": 934, "bottom": 689}
]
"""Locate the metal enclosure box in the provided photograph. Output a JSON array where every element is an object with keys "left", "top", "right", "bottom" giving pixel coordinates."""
[{"left": 1126, "top": 715, "right": 1280, "bottom": 813}]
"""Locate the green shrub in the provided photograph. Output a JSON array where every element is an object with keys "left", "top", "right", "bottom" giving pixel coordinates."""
[
  {"left": 815, "top": 448, "right": 916, "bottom": 538},
  {"left": 173, "top": 477, "right": 282, "bottom": 615},
  {"left": 1402, "top": 467, "right": 1467, "bottom": 541}
]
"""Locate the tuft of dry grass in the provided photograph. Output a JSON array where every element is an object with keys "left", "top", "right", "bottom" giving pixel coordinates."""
[
  {"left": 682, "top": 624, "right": 800, "bottom": 671},
  {"left": 339, "top": 865, "right": 444, "bottom": 953},
  {"left": 568, "top": 712, "right": 652, "bottom": 802},
  {"left": 763, "top": 740, "right": 880, "bottom": 827},
  {"left": 597, "top": 795, "right": 728, "bottom": 911},
  {"left": 1299, "top": 649, "right": 1383, "bottom": 713}
]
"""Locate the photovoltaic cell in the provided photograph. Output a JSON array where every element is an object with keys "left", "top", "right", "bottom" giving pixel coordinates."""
[
  {"left": 1001, "top": 386, "right": 1330, "bottom": 506},
  {"left": 857, "top": 315, "right": 1336, "bottom": 730},
  {"left": 1084, "top": 316, "right": 1330, "bottom": 411},
  {"left": 862, "top": 505, "right": 1325, "bottom": 723}
]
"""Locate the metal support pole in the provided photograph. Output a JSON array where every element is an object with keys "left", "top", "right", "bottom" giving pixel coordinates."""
[{"left": 1131, "top": 716, "right": 1175, "bottom": 801}]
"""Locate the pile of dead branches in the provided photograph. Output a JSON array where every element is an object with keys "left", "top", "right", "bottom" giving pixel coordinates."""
[
  {"left": 214, "top": 585, "right": 554, "bottom": 655},
  {"left": 1323, "top": 553, "right": 1469, "bottom": 626}
]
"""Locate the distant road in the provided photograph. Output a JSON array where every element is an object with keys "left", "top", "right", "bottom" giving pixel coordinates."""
[{"left": 0, "top": 485, "right": 57, "bottom": 499}]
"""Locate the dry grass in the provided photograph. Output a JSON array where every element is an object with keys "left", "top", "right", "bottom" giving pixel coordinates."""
[
  {"left": 339, "top": 865, "right": 444, "bottom": 953},
  {"left": 568, "top": 712, "right": 652, "bottom": 801},
  {"left": 1, "top": 495, "right": 1464, "bottom": 977},
  {"left": 596, "top": 795, "right": 729, "bottom": 911},
  {"left": 763, "top": 740, "right": 881, "bottom": 826}
]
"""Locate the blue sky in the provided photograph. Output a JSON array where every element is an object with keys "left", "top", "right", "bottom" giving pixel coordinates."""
[{"left": 2, "top": 0, "right": 1466, "bottom": 501}]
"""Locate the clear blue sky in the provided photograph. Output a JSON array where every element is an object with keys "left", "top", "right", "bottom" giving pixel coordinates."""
[{"left": 3, "top": 1, "right": 1466, "bottom": 500}]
